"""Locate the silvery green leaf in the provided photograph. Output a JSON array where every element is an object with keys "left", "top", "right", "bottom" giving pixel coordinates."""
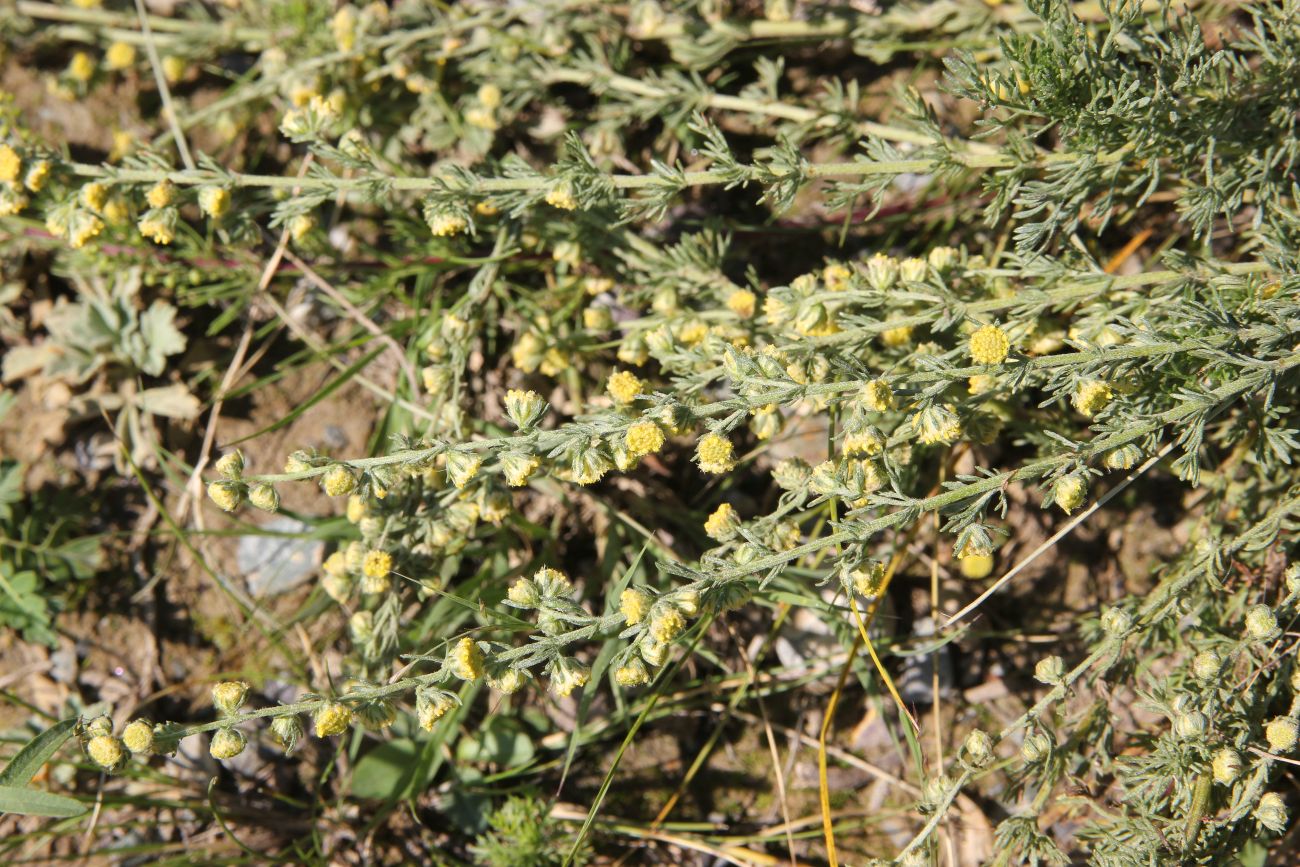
[{"left": 136, "top": 302, "right": 186, "bottom": 376}]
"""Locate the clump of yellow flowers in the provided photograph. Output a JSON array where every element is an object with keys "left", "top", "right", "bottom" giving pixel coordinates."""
[{"left": 11, "top": 6, "right": 1294, "bottom": 858}]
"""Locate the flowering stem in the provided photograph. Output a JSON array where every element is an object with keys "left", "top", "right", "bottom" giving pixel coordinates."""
[{"left": 813, "top": 261, "right": 1269, "bottom": 346}]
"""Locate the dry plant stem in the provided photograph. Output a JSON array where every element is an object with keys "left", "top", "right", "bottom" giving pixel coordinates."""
[{"left": 727, "top": 709, "right": 921, "bottom": 796}]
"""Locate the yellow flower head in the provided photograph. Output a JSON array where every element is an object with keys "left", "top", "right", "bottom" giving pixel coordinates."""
[
  {"left": 65, "top": 210, "right": 105, "bottom": 249},
  {"left": 69, "top": 51, "right": 96, "bottom": 83},
  {"left": 445, "top": 451, "right": 482, "bottom": 488},
  {"left": 1072, "top": 379, "right": 1113, "bottom": 416},
  {"left": 289, "top": 213, "right": 315, "bottom": 242},
  {"left": 464, "top": 106, "right": 498, "bottom": 131},
  {"left": 550, "top": 659, "right": 590, "bottom": 697},
  {"left": 137, "top": 210, "right": 175, "bottom": 245},
  {"left": 960, "top": 551, "right": 995, "bottom": 579},
  {"left": 750, "top": 405, "right": 780, "bottom": 441},
  {"left": 0, "top": 186, "right": 28, "bottom": 217},
  {"left": 695, "top": 433, "right": 735, "bottom": 474},
  {"left": 104, "top": 41, "right": 136, "bottom": 71},
  {"left": 428, "top": 212, "right": 467, "bottom": 237},
  {"left": 0, "top": 144, "right": 20, "bottom": 184},
  {"left": 914, "top": 404, "right": 962, "bottom": 446},
  {"left": 620, "top": 588, "right": 651, "bottom": 625},
  {"left": 322, "top": 465, "right": 356, "bottom": 496},
  {"left": 545, "top": 182, "right": 578, "bottom": 210},
  {"left": 109, "top": 129, "right": 136, "bottom": 162},
  {"left": 1212, "top": 748, "right": 1241, "bottom": 784},
  {"left": 850, "top": 561, "right": 885, "bottom": 596},
  {"left": 928, "top": 246, "right": 959, "bottom": 273},
  {"left": 703, "top": 503, "right": 741, "bottom": 541},
  {"left": 615, "top": 658, "right": 651, "bottom": 687},
  {"left": 24, "top": 160, "right": 51, "bottom": 192},
  {"left": 862, "top": 379, "right": 894, "bottom": 412},
  {"left": 650, "top": 606, "right": 686, "bottom": 643},
  {"left": 625, "top": 420, "right": 665, "bottom": 457},
  {"left": 510, "top": 331, "right": 546, "bottom": 373},
  {"left": 583, "top": 306, "right": 613, "bottom": 331},
  {"left": 865, "top": 253, "right": 899, "bottom": 291},
  {"left": 211, "top": 681, "right": 249, "bottom": 715},
  {"left": 81, "top": 182, "right": 109, "bottom": 212},
  {"left": 1265, "top": 717, "right": 1299, "bottom": 753},
  {"left": 501, "top": 452, "right": 540, "bottom": 487},
  {"left": 507, "top": 577, "right": 541, "bottom": 607},
  {"left": 162, "top": 54, "right": 187, "bottom": 84},
  {"left": 607, "top": 369, "right": 644, "bottom": 405},
  {"left": 314, "top": 702, "right": 352, "bottom": 737},
  {"left": 121, "top": 719, "right": 155, "bottom": 754},
  {"left": 199, "top": 186, "right": 231, "bottom": 218},
  {"left": 207, "top": 480, "right": 241, "bottom": 512},
  {"left": 539, "top": 347, "right": 570, "bottom": 377},
  {"left": 487, "top": 667, "right": 526, "bottom": 694},
  {"left": 1257, "top": 792, "right": 1288, "bottom": 833},
  {"left": 503, "top": 388, "right": 547, "bottom": 428},
  {"left": 899, "top": 256, "right": 928, "bottom": 283},
  {"left": 726, "top": 288, "right": 756, "bottom": 318},
  {"left": 880, "top": 322, "right": 913, "bottom": 348},
  {"left": 345, "top": 495, "right": 368, "bottom": 524},
  {"left": 416, "top": 690, "right": 458, "bottom": 730},
  {"left": 823, "top": 262, "right": 852, "bottom": 291},
  {"left": 102, "top": 198, "right": 129, "bottom": 225},
  {"left": 763, "top": 293, "right": 790, "bottom": 327},
  {"left": 87, "top": 734, "right": 128, "bottom": 771},
  {"left": 1053, "top": 473, "right": 1087, "bottom": 514},
  {"left": 322, "top": 550, "right": 348, "bottom": 578},
  {"left": 362, "top": 549, "right": 392, "bottom": 580},
  {"left": 969, "top": 323, "right": 1010, "bottom": 365},
  {"left": 146, "top": 180, "right": 176, "bottom": 209},
  {"left": 448, "top": 637, "right": 485, "bottom": 681},
  {"left": 478, "top": 83, "right": 502, "bottom": 109},
  {"left": 332, "top": 5, "right": 358, "bottom": 52},
  {"left": 843, "top": 428, "right": 885, "bottom": 457},
  {"left": 677, "top": 319, "right": 709, "bottom": 346}
]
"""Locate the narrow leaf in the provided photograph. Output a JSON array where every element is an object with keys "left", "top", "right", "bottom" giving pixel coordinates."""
[
  {"left": 0, "top": 785, "right": 86, "bottom": 818},
  {"left": 0, "top": 718, "right": 79, "bottom": 787}
]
